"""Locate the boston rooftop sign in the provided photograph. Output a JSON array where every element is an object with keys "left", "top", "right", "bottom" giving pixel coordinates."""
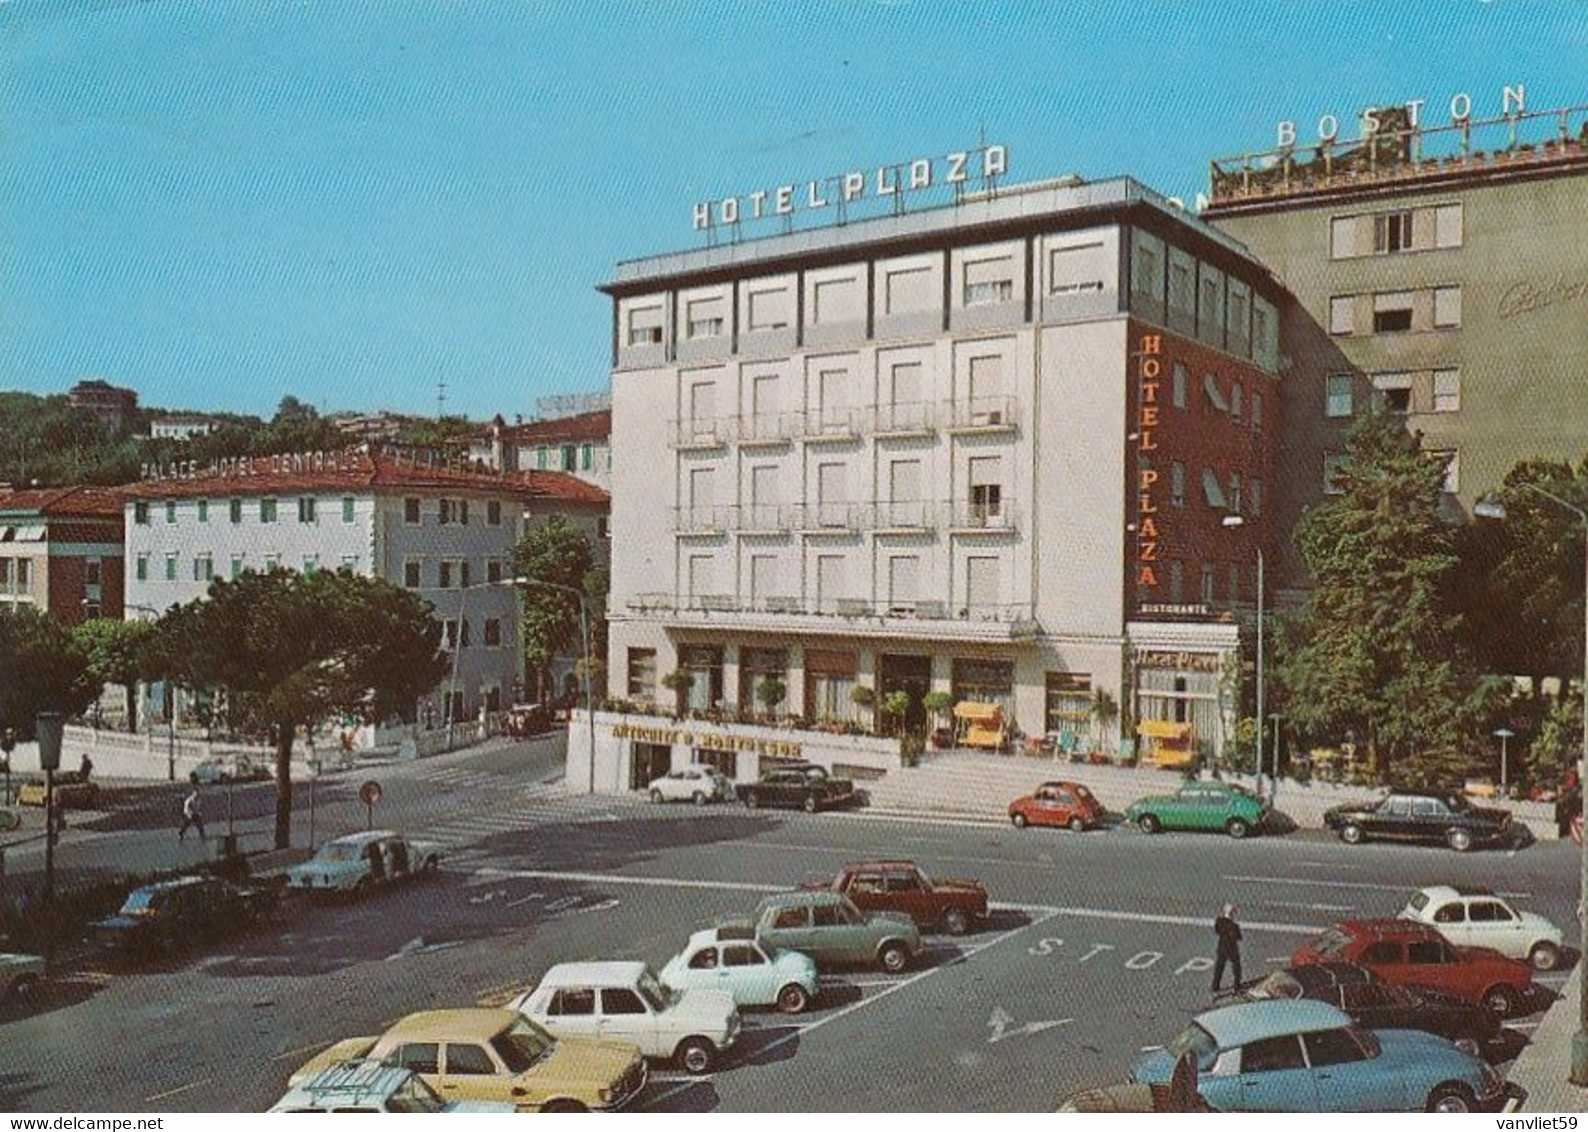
[{"left": 693, "top": 143, "right": 1008, "bottom": 233}]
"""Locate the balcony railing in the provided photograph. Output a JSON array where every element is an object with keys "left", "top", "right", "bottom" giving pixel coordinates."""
[
  {"left": 736, "top": 503, "right": 795, "bottom": 533},
  {"left": 626, "top": 590, "right": 1036, "bottom": 629},
  {"left": 869, "top": 500, "right": 937, "bottom": 532},
  {"left": 669, "top": 417, "right": 734, "bottom": 449},
  {"left": 947, "top": 500, "right": 1018, "bottom": 533},
  {"left": 675, "top": 505, "right": 735, "bottom": 534},
  {"left": 945, "top": 395, "right": 1018, "bottom": 433},
  {"left": 872, "top": 401, "right": 937, "bottom": 437},
  {"left": 797, "top": 406, "right": 862, "bottom": 443},
  {"left": 671, "top": 500, "right": 1013, "bottom": 535},
  {"left": 737, "top": 412, "right": 794, "bottom": 446},
  {"left": 796, "top": 501, "right": 865, "bottom": 532}
]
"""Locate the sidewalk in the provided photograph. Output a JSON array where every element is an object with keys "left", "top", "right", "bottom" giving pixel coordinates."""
[{"left": 1509, "top": 971, "right": 1587, "bottom": 1111}]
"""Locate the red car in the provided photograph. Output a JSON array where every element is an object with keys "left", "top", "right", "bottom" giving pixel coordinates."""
[
  {"left": 1008, "top": 780, "right": 1104, "bottom": 831},
  {"left": 1291, "top": 918, "right": 1533, "bottom": 1017},
  {"left": 807, "top": 860, "right": 988, "bottom": 936}
]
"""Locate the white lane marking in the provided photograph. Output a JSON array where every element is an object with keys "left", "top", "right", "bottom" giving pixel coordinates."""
[
  {"left": 1224, "top": 874, "right": 1533, "bottom": 898},
  {"left": 842, "top": 809, "right": 1011, "bottom": 831},
  {"left": 1046, "top": 906, "right": 1319, "bottom": 934},
  {"left": 987, "top": 1006, "right": 1072, "bottom": 1043},
  {"left": 145, "top": 1078, "right": 212, "bottom": 1103},
  {"left": 469, "top": 867, "right": 784, "bottom": 893},
  {"left": 1262, "top": 900, "right": 1357, "bottom": 913},
  {"left": 1297, "top": 861, "right": 1361, "bottom": 870},
  {"left": 1510, "top": 1021, "right": 1542, "bottom": 1030}
]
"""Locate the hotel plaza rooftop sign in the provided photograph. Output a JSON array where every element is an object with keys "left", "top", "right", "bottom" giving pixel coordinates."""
[{"left": 692, "top": 143, "right": 1008, "bottom": 234}]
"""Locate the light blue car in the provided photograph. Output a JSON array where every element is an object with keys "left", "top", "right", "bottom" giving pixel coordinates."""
[
  {"left": 1130, "top": 1000, "right": 1517, "bottom": 1113},
  {"left": 270, "top": 1059, "right": 513, "bottom": 1113},
  {"left": 659, "top": 927, "right": 819, "bottom": 1015}
]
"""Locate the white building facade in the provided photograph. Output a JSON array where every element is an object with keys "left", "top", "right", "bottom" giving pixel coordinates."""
[{"left": 585, "top": 177, "right": 1285, "bottom": 794}]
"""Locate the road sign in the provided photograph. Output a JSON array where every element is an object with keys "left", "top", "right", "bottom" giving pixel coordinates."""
[{"left": 360, "top": 780, "right": 382, "bottom": 807}]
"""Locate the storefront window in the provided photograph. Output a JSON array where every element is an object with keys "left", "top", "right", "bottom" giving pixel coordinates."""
[
  {"left": 1136, "top": 659, "right": 1223, "bottom": 762},
  {"left": 693, "top": 748, "right": 737, "bottom": 778},
  {"left": 679, "top": 645, "right": 724, "bottom": 713},
  {"left": 805, "top": 649, "right": 858, "bottom": 724},
  {"left": 739, "top": 647, "right": 789, "bottom": 717},
  {"left": 1044, "top": 672, "right": 1093, "bottom": 744},
  {"left": 952, "top": 658, "right": 1014, "bottom": 720}
]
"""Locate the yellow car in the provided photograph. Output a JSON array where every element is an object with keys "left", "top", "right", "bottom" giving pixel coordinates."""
[{"left": 289, "top": 1009, "right": 646, "bottom": 1112}]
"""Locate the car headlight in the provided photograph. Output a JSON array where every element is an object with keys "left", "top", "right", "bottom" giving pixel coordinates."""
[{"left": 597, "top": 1087, "right": 612, "bottom": 1103}]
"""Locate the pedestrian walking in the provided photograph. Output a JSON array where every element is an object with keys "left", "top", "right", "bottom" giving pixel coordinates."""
[
  {"left": 1211, "top": 903, "right": 1243, "bottom": 993},
  {"left": 78, "top": 752, "right": 93, "bottom": 782},
  {"left": 179, "top": 786, "right": 206, "bottom": 843}
]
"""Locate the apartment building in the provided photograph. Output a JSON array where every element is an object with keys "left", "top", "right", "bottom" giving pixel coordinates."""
[
  {"left": 1203, "top": 98, "right": 1588, "bottom": 591},
  {"left": 472, "top": 408, "right": 614, "bottom": 493},
  {"left": 582, "top": 175, "right": 1285, "bottom": 792},
  {"left": 0, "top": 486, "right": 124, "bottom": 624}
]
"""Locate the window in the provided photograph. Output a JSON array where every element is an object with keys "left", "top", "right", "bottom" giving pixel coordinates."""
[
  {"left": 1168, "top": 560, "right": 1184, "bottom": 602},
  {"left": 1203, "top": 374, "right": 1229, "bottom": 413},
  {"left": 1435, "top": 203, "right": 1464, "bottom": 248},
  {"left": 724, "top": 944, "right": 765, "bottom": 967},
  {"left": 1326, "top": 374, "right": 1354, "bottom": 418},
  {"left": 1436, "top": 450, "right": 1460, "bottom": 494},
  {"left": 1329, "top": 295, "right": 1355, "bottom": 336},
  {"left": 82, "top": 601, "right": 101, "bottom": 620},
  {"left": 561, "top": 445, "right": 577, "bottom": 472},
  {"left": 134, "top": 501, "right": 149, "bottom": 525},
  {"left": 1407, "top": 940, "right": 1449, "bottom": 965},
  {"left": 260, "top": 498, "right": 278, "bottom": 523},
  {"left": 196, "top": 499, "right": 208, "bottom": 523},
  {"left": 1171, "top": 462, "right": 1186, "bottom": 508},
  {"left": 1433, "top": 902, "right": 1467, "bottom": 924},
  {"left": 1229, "top": 383, "right": 1242, "bottom": 419},
  {"left": 628, "top": 648, "right": 657, "bottom": 699},
  {"left": 486, "top": 558, "right": 503, "bottom": 584},
  {"left": 548, "top": 988, "right": 596, "bottom": 1016},
  {"left": 1251, "top": 478, "right": 1263, "bottom": 517},
  {"left": 341, "top": 496, "right": 355, "bottom": 523},
  {"left": 164, "top": 552, "right": 178, "bottom": 581},
  {"left": 136, "top": 554, "right": 149, "bottom": 581},
  {"left": 1200, "top": 563, "right": 1215, "bottom": 605},
  {"left": 580, "top": 444, "right": 593, "bottom": 471},
  {"left": 746, "top": 286, "right": 791, "bottom": 330},
  {"left": 771, "top": 906, "right": 808, "bottom": 930},
  {"left": 1372, "top": 372, "right": 1413, "bottom": 414},
  {"left": 1304, "top": 1029, "right": 1368, "bottom": 1068},
  {"left": 165, "top": 500, "right": 177, "bottom": 524},
  {"left": 535, "top": 446, "right": 548, "bottom": 470},
  {"left": 230, "top": 555, "right": 245, "bottom": 580},
  {"left": 484, "top": 618, "right": 502, "bottom": 647},
  {"left": 688, "top": 947, "right": 719, "bottom": 970},
  {"left": 1201, "top": 467, "right": 1229, "bottom": 509},
  {"left": 1434, "top": 285, "right": 1462, "bottom": 328},
  {"left": 1329, "top": 215, "right": 1356, "bottom": 259},
  {"left": 1228, "top": 562, "right": 1240, "bottom": 606},
  {"left": 85, "top": 558, "right": 102, "bottom": 586},
  {"left": 963, "top": 257, "right": 1013, "bottom": 307},
  {"left": 1324, "top": 454, "right": 1350, "bottom": 495},
  {"left": 335, "top": 555, "right": 355, "bottom": 574},
  {"left": 1241, "top": 1034, "right": 1306, "bottom": 1072},
  {"left": 1372, "top": 292, "right": 1413, "bottom": 333},
  {"left": 298, "top": 497, "right": 316, "bottom": 523},
  {"left": 193, "top": 555, "right": 213, "bottom": 582},
  {"left": 626, "top": 305, "right": 664, "bottom": 346},
  {"left": 1374, "top": 209, "right": 1414, "bottom": 254},
  {"left": 264, "top": 554, "right": 280, "bottom": 570},
  {"left": 1048, "top": 241, "right": 1106, "bottom": 294},
  {"left": 404, "top": 560, "right": 422, "bottom": 588},
  {"left": 1469, "top": 901, "right": 1514, "bottom": 923},
  {"left": 439, "top": 499, "right": 452, "bottom": 526},
  {"left": 1433, "top": 368, "right": 1461, "bottom": 413},
  {"left": 686, "top": 296, "right": 725, "bottom": 339},
  {"left": 445, "top": 1045, "right": 495, "bottom": 1076},
  {"left": 1251, "top": 391, "right": 1263, "bottom": 431},
  {"left": 486, "top": 500, "right": 502, "bottom": 526},
  {"left": 885, "top": 265, "right": 936, "bottom": 314},
  {"left": 1228, "top": 471, "right": 1242, "bottom": 513},
  {"left": 229, "top": 498, "right": 242, "bottom": 524},
  {"left": 395, "top": 1044, "right": 440, "bottom": 1075},
  {"left": 302, "top": 555, "right": 318, "bottom": 575},
  {"left": 811, "top": 276, "right": 858, "bottom": 324},
  {"left": 443, "top": 620, "right": 459, "bottom": 649},
  {"left": 404, "top": 497, "right": 421, "bottom": 524},
  {"left": 812, "top": 903, "right": 843, "bottom": 928},
  {"left": 458, "top": 499, "right": 469, "bottom": 525},
  {"left": 1172, "top": 363, "right": 1187, "bottom": 409}
]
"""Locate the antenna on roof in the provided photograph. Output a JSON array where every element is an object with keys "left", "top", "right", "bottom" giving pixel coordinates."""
[{"left": 436, "top": 374, "right": 447, "bottom": 420}]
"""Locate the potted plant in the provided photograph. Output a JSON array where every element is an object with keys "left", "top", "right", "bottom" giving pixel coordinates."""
[
  {"left": 849, "top": 684, "right": 876, "bottom": 729},
  {"left": 660, "top": 669, "right": 694, "bottom": 715},
  {"left": 881, "top": 690, "right": 911, "bottom": 737},
  {"left": 1089, "top": 688, "right": 1119, "bottom": 762},
  {"left": 755, "top": 677, "right": 787, "bottom": 723},
  {"left": 923, "top": 691, "right": 954, "bottom": 749}
]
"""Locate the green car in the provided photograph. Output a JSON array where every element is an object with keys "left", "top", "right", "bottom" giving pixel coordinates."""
[
  {"left": 1123, "top": 782, "right": 1269, "bottom": 839},
  {"left": 741, "top": 891, "right": 921, "bottom": 973}
]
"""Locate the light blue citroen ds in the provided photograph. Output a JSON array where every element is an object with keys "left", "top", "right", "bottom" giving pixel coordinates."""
[{"left": 1130, "top": 1000, "right": 1519, "bottom": 1113}]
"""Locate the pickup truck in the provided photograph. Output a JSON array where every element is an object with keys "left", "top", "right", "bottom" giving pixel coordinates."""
[
  {"left": 808, "top": 860, "right": 988, "bottom": 936},
  {"left": 738, "top": 763, "right": 854, "bottom": 813}
]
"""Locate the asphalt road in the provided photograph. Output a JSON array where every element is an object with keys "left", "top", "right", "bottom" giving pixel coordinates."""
[{"left": 0, "top": 742, "right": 1579, "bottom": 1113}]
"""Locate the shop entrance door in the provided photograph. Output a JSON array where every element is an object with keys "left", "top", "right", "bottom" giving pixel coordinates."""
[
  {"left": 630, "top": 743, "right": 672, "bottom": 790},
  {"left": 879, "top": 654, "right": 932, "bottom": 736}
]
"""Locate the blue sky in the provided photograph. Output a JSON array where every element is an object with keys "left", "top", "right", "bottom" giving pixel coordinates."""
[{"left": 2, "top": 0, "right": 1583, "bottom": 419}]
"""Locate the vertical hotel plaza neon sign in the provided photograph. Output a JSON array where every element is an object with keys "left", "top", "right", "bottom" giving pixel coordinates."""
[{"left": 1134, "top": 334, "right": 1162, "bottom": 591}]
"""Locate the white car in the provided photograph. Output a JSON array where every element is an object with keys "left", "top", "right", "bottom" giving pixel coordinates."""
[
  {"left": 1399, "top": 884, "right": 1566, "bottom": 970},
  {"left": 648, "top": 765, "right": 733, "bottom": 805},
  {"left": 285, "top": 830, "right": 441, "bottom": 893},
  {"left": 511, "top": 960, "right": 739, "bottom": 1075},
  {"left": 1, "top": 952, "right": 44, "bottom": 1005}
]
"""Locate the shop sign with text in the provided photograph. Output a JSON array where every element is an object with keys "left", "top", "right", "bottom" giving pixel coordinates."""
[
  {"left": 1133, "top": 334, "right": 1162, "bottom": 591},
  {"left": 611, "top": 721, "right": 802, "bottom": 759}
]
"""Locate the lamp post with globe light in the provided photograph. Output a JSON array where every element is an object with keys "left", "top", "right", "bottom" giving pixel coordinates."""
[{"left": 1474, "top": 484, "right": 1588, "bottom": 1085}]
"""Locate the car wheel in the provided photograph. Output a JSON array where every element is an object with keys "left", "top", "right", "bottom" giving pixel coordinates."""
[
  {"left": 1447, "top": 828, "right": 1474, "bottom": 853},
  {"left": 1483, "top": 984, "right": 1519, "bottom": 1017},
  {"left": 692, "top": 791, "right": 708, "bottom": 806},
  {"left": 803, "top": 795, "right": 818, "bottom": 814},
  {"left": 1137, "top": 813, "right": 1161, "bottom": 835},
  {"left": 540, "top": 1100, "right": 587, "bottom": 1113},
  {"left": 943, "top": 907, "right": 970, "bottom": 936},
  {"left": 1530, "top": 941, "right": 1562, "bottom": 972},
  {"left": 776, "top": 983, "right": 810, "bottom": 1014},
  {"left": 745, "top": 791, "right": 760, "bottom": 809},
  {"left": 1225, "top": 818, "right": 1250, "bottom": 840},
  {"left": 1010, "top": 812, "right": 1028, "bottom": 829},
  {"left": 878, "top": 942, "right": 910, "bottom": 973},
  {"left": 1426, "top": 1083, "right": 1475, "bottom": 1114},
  {"left": 650, "top": 788, "right": 665, "bottom": 804},
  {"left": 1453, "top": 1035, "right": 1482, "bottom": 1057},
  {"left": 1339, "top": 822, "right": 1363, "bottom": 845},
  {"left": 1068, "top": 815, "right": 1087, "bottom": 833},
  {"left": 677, "top": 1036, "right": 715, "bottom": 1075}
]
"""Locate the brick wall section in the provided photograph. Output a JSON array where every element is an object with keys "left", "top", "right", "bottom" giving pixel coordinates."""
[
  {"left": 45, "top": 551, "right": 124, "bottom": 624},
  {"left": 1124, "top": 318, "right": 1280, "bottom": 615}
]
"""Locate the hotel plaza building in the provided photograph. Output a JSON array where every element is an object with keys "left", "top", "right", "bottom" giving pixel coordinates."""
[{"left": 580, "top": 175, "right": 1285, "bottom": 791}]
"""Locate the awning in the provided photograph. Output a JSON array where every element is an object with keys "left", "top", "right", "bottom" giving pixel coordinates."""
[
  {"left": 954, "top": 701, "right": 1003, "bottom": 722},
  {"left": 1138, "top": 719, "right": 1192, "bottom": 740}
]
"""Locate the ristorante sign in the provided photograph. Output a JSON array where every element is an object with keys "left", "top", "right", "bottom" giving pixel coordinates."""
[
  {"left": 611, "top": 721, "right": 802, "bottom": 759},
  {"left": 140, "top": 447, "right": 368, "bottom": 483},
  {"left": 693, "top": 144, "right": 1008, "bottom": 232}
]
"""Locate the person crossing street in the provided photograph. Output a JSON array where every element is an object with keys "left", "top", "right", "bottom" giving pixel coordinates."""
[
  {"left": 178, "top": 786, "right": 206, "bottom": 843},
  {"left": 1211, "top": 904, "right": 1243, "bottom": 993}
]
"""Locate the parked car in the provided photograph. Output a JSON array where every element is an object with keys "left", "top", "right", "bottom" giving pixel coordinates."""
[
  {"left": 189, "top": 753, "right": 272, "bottom": 786},
  {"left": 90, "top": 875, "right": 278, "bottom": 954},
  {"left": 1399, "top": 885, "right": 1565, "bottom": 971},
  {"left": 285, "top": 830, "right": 439, "bottom": 894},
  {"left": 659, "top": 926, "right": 819, "bottom": 1014},
  {"left": 270, "top": 1060, "right": 515, "bottom": 1113},
  {"left": 512, "top": 960, "right": 739, "bottom": 1075},
  {"left": 735, "top": 890, "right": 919, "bottom": 973},
  {"left": 1123, "top": 782, "right": 1269, "bottom": 839},
  {"left": 1292, "top": 919, "right": 1534, "bottom": 1017},
  {"left": 1130, "top": 1000, "right": 1516, "bottom": 1112},
  {"left": 16, "top": 771, "right": 98, "bottom": 809},
  {"left": 288, "top": 1009, "right": 647, "bottom": 1113},
  {"left": 807, "top": 859, "right": 987, "bottom": 936},
  {"left": 1218, "top": 963, "right": 1501, "bottom": 1057},
  {"left": 0, "top": 952, "right": 44, "bottom": 1006},
  {"left": 737, "top": 763, "right": 854, "bottom": 812},
  {"left": 1323, "top": 791, "right": 1513, "bottom": 852},
  {"left": 1008, "top": 780, "right": 1104, "bottom": 832},
  {"left": 1057, "top": 1052, "right": 1212, "bottom": 1112},
  {"left": 648, "top": 765, "right": 733, "bottom": 806}
]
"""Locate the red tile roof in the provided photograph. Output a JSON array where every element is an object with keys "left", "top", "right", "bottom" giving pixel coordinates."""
[
  {"left": 0, "top": 486, "right": 125, "bottom": 518},
  {"left": 488, "top": 409, "right": 610, "bottom": 445},
  {"left": 520, "top": 470, "right": 609, "bottom": 506},
  {"left": 116, "top": 451, "right": 563, "bottom": 501}
]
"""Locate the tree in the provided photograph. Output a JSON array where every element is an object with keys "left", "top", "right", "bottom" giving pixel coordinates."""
[
  {"left": 157, "top": 569, "right": 447, "bottom": 849},
  {"left": 71, "top": 618, "right": 158, "bottom": 733},
  {"left": 881, "top": 690, "right": 911, "bottom": 736},
  {"left": 512, "top": 517, "right": 599, "bottom": 701},
  {"left": 1272, "top": 413, "right": 1488, "bottom": 787},
  {"left": 0, "top": 607, "right": 99, "bottom": 740},
  {"left": 1527, "top": 696, "right": 1583, "bottom": 789},
  {"left": 754, "top": 677, "right": 787, "bottom": 720},
  {"left": 1090, "top": 688, "right": 1120, "bottom": 754}
]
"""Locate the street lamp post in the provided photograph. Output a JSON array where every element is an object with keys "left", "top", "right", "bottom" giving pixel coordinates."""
[
  {"left": 1474, "top": 484, "right": 1588, "bottom": 1085},
  {"left": 1268, "top": 713, "right": 1283, "bottom": 805},
  {"left": 1493, "top": 727, "right": 1515, "bottom": 797},
  {"left": 1222, "top": 516, "right": 1266, "bottom": 799}
]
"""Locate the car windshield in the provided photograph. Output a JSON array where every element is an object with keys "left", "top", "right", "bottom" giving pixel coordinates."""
[
  {"left": 387, "top": 1075, "right": 446, "bottom": 1113},
  {"left": 637, "top": 969, "right": 677, "bottom": 1011},
  {"left": 491, "top": 1019, "right": 553, "bottom": 1073},
  {"left": 1073, "top": 784, "right": 1095, "bottom": 800},
  {"left": 317, "top": 843, "right": 363, "bottom": 862},
  {"left": 1166, "top": 1024, "right": 1220, "bottom": 1071},
  {"left": 120, "top": 889, "right": 160, "bottom": 914},
  {"left": 1349, "top": 1027, "right": 1381, "bottom": 1059},
  {"left": 1312, "top": 929, "right": 1352, "bottom": 957},
  {"left": 1443, "top": 794, "right": 1470, "bottom": 811},
  {"left": 1408, "top": 891, "right": 1430, "bottom": 913},
  {"left": 1248, "top": 971, "right": 1304, "bottom": 1000}
]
